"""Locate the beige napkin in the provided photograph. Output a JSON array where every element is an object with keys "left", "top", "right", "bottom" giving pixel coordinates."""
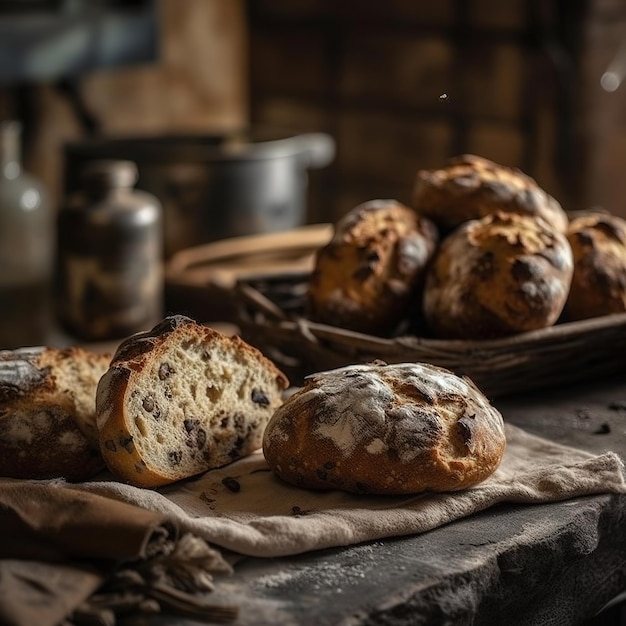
[
  {"left": 67, "top": 424, "right": 626, "bottom": 558},
  {"left": 0, "top": 481, "right": 235, "bottom": 626}
]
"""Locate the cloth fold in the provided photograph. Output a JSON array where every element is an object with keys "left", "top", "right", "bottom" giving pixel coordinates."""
[
  {"left": 67, "top": 424, "right": 626, "bottom": 557},
  {"left": 0, "top": 481, "right": 172, "bottom": 562},
  {"left": 0, "top": 480, "right": 233, "bottom": 626},
  {"left": 0, "top": 560, "right": 103, "bottom": 626}
]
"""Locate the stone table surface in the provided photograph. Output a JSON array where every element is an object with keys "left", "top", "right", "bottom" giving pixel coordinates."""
[{"left": 145, "top": 374, "right": 626, "bottom": 626}]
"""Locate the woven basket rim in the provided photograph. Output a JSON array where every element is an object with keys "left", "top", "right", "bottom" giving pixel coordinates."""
[
  {"left": 234, "top": 277, "right": 626, "bottom": 348},
  {"left": 233, "top": 276, "right": 626, "bottom": 397}
]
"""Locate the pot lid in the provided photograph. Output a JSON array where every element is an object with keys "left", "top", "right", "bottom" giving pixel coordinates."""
[{"left": 65, "top": 128, "right": 335, "bottom": 169}]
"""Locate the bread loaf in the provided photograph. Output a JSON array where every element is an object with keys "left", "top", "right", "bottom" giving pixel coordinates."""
[
  {"left": 0, "top": 346, "right": 111, "bottom": 481},
  {"left": 564, "top": 211, "right": 626, "bottom": 321},
  {"left": 307, "top": 199, "right": 438, "bottom": 335},
  {"left": 96, "top": 315, "right": 289, "bottom": 487},
  {"left": 423, "top": 212, "right": 573, "bottom": 339},
  {"left": 412, "top": 154, "right": 569, "bottom": 233},
  {"left": 263, "top": 361, "right": 506, "bottom": 495}
]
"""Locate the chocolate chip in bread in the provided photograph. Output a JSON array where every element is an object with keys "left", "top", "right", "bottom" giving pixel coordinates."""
[
  {"left": 263, "top": 361, "right": 506, "bottom": 495},
  {"left": 96, "top": 315, "right": 289, "bottom": 487}
]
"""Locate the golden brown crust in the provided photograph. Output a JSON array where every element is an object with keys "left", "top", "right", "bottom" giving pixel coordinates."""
[
  {"left": 0, "top": 347, "right": 110, "bottom": 481},
  {"left": 263, "top": 362, "right": 506, "bottom": 495},
  {"left": 96, "top": 366, "right": 137, "bottom": 482},
  {"left": 412, "top": 154, "right": 569, "bottom": 233},
  {"left": 96, "top": 315, "right": 289, "bottom": 488},
  {"left": 423, "top": 212, "right": 573, "bottom": 339},
  {"left": 306, "top": 199, "right": 439, "bottom": 335},
  {"left": 564, "top": 212, "right": 626, "bottom": 320}
]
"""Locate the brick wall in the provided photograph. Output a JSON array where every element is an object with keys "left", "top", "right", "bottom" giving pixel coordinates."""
[{"left": 247, "top": 0, "right": 626, "bottom": 223}]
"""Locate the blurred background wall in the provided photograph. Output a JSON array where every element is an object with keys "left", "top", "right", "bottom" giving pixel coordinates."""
[
  {"left": 2, "top": 0, "right": 626, "bottom": 226},
  {"left": 0, "top": 0, "right": 247, "bottom": 207},
  {"left": 246, "top": 0, "right": 626, "bottom": 223}
]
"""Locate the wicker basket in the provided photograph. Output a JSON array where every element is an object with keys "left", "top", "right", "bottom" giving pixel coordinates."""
[
  {"left": 234, "top": 272, "right": 626, "bottom": 398},
  {"left": 164, "top": 224, "right": 333, "bottom": 323}
]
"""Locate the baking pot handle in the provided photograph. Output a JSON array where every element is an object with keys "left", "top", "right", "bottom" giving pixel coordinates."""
[{"left": 292, "top": 133, "right": 336, "bottom": 169}]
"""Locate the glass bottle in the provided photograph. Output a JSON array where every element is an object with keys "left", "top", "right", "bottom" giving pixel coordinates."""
[
  {"left": 55, "top": 159, "right": 163, "bottom": 341},
  {"left": 0, "top": 121, "right": 53, "bottom": 349}
]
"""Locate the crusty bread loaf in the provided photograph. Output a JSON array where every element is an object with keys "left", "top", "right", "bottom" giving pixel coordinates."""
[
  {"left": 423, "top": 212, "right": 574, "bottom": 339},
  {"left": 564, "top": 211, "right": 626, "bottom": 321},
  {"left": 263, "top": 361, "right": 506, "bottom": 495},
  {"left": 0, "top": 346, "right": 111, "bottom": 481},
  {"left": 412, "top": 154, "right": 569, "bottom": 233},
  {"left": 306, "top": 199, "right": 439, "bottom": 335},
  {"left": 96, "top": 315, "right": 289, "bottom": 488}
]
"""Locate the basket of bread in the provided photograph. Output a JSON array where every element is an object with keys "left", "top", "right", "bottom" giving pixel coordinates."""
[{"left": 234, "top": 154, "right": 626, "bottom": 397}]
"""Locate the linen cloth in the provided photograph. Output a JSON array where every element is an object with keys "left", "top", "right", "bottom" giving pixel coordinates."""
[
  {"left": 1, "top": 423, "right": 625, "bottom": 625},
  {"left": 67, "top": 424, "right": 626, "bottom": 557}
]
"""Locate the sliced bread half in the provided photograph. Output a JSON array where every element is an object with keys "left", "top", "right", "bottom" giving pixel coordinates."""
[{"left": 96, "top": 315, "right": 289, "bottom": 487}]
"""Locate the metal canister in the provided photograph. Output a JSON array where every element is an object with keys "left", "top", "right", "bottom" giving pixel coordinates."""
[{"left": 55, "top": 159, "right": 163, "bottom": 341}]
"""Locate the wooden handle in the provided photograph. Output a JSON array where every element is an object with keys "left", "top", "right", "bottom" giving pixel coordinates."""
[{"left": 165, "top": 223, "right": 333, "bottom": 288}]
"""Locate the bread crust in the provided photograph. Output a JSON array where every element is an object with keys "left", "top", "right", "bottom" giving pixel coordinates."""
[
  {"left": 0, "top": 347, "right": 110, "bottom": 481},
  {"left": 412, "top": 154, "right": 569, "bottom": 233},
  {"left": 423, "top": 212, "right": 573, "bottom": 339},
  {"left": 564, "top": 212, "right": 626, "bottom": 320},
  {"left": 307, "top": 199, "right": 438, "bottom": 335},
  {"left": 96, "top": 315, "right": 289, "bottom": 487},
  {"left": 263, "top": 362, "right": 506, "bottom": 495}
]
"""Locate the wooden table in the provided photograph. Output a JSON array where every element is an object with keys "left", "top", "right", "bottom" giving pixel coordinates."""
[
  {"left": 147, "top": 373, "right": 626, "bottom": 626},
  {"left": 40, "top": 320, "right": 626, "bottom": 626}
]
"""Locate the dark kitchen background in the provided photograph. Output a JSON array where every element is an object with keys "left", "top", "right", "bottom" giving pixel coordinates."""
[
  {"left": 2, "top": 0, "right": 626, "bottom": 345},
  {"left": 3, "top": 0, "right": 626, "bottom": 223}
]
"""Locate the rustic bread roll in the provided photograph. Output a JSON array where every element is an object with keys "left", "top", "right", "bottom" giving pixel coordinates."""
[
  {"left": 96, "top": 315, "right": 289, "bottom": 487},
  {"left": 307, "top": 199, "right": 438, "bottom": 335},
  {"left": 412, "top": 154, "right": 569, "bottom": 233},
  {"left": 0, "top": 346, "right": 111, "bottom": 481},
  {"left": 263, "top": 361, "right": 505, "bottom": 495},
  {"left": 423, "top": 212, "right": 574, "bottom": 339},
  {"left": 563, "top": 212, "right": 626, "bottom": 321}
]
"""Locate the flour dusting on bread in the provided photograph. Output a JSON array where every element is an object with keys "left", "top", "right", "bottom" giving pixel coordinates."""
[{"left": 263, "top": 361, "right": 505, "bottom": 495}]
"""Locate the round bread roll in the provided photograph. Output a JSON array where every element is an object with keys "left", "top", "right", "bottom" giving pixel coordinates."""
[
  {"left": 412, "top": 154, "right": 569, "bottom": 233},
  {"left": 423, "top": 212, "right": 574, "bottom": 339},
  {"left": 307, "top": 199, "right": 438, "bottom": 335},
  {"left": 564, "top": 211, "right": 626, "bottom": 320},
  {"left": 263, "top": 361, "right": 506, "bottom": 495}
]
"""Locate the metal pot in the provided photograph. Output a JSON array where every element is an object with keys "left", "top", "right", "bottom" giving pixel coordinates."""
[{"left": 64, "top": 129, "right": 335, "bottom": 258}]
